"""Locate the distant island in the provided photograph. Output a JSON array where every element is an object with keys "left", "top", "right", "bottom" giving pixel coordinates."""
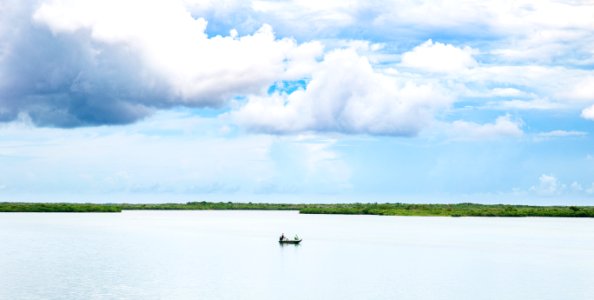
[{"left": 1, "top": 202, "right": 594, "bottom": 217}]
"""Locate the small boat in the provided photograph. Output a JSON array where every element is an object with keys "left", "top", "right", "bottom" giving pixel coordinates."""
[{"left": 279, "top": 238, "right": 302, "bottom": 245}]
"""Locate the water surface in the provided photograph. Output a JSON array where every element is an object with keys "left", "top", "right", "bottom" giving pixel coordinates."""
[{"left": 1, "top": 211, "right": 593, "bottom": 299}]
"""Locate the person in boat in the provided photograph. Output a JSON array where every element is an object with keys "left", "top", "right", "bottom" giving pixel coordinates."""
[
  {"left": 279, "top": 233, "right": 286, "bottom": 241},
  {"left": 294, "top": 234, "right": 300, "bottom": 241}
]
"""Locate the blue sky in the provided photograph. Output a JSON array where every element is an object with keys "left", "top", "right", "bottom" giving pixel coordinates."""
[{"left": 1, "top": 0, "right": 594, "bottom": 204}]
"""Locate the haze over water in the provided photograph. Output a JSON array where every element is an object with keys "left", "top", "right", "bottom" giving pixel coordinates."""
[{"left": 1, "top": 211, "right": 593, "bottom": 300}]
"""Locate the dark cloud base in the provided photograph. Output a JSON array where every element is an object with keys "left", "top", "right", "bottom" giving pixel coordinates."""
[{"left": 0, "top": 2, "right": 207, "bottom": 128}]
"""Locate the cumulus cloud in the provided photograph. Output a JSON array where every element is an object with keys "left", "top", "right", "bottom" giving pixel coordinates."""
[
  {"left": 582, "top": 104, "right": 594, "bottom": 121},
  {"left": 527, "top": 175, "right": 594, "bottom": 197},
  {"left": 446, "top": 115, "right": 523, "bottom": 140},
  {"left": 530, "top": 174, "right": 564, "bottom": 196},
  {"left": 2, "top": 0, "right": 593, "bottom": 133},
  {"left": 0, "top": 0, "right": 322, "bottom": 126},
  {"left": 231, "top": 49, "right": 452, "bottom": 136},
  {"left": 245, "top": 0, "right": 594, "bottom": 66},
  {"left": 400, "top": 39, "right": 477, "bottom": 73},
  {"left": 33, "top": 0, "right": 323, "bottom": 100},
  {"left": 385, "top": 1, "right": 594, "bottom": 64}
]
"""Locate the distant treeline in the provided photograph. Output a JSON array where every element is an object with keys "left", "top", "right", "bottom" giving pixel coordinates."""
[
  {"left": 0, "top": 202, "right": 122, "bottom": 212},
  {"left": 298, "top": 203, "right": 594, "bottom": 217},
  {"left": 1, "top": 201, "right": 594, "bottom": 217}
]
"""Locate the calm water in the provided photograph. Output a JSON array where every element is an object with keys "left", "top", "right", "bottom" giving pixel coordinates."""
[{"left": 1, "top": 211, "right": 593, "bottom": 299}]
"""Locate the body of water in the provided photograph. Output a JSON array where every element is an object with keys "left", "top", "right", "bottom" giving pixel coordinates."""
[{"left": 1, "top": 211, "right": 593, "bottom": 299}]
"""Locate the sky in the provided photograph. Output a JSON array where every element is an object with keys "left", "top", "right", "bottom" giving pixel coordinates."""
[{"left": 1, "top": 0, "right": 594, "bottom": 204}]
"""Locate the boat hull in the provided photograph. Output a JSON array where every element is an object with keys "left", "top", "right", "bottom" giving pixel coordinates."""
[{"left": 279, "top": 239, "right": 302, "bottom": 244}]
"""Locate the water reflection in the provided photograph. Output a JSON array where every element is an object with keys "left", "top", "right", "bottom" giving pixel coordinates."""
[{"left": 1, "top": 211, "right": 593, "bottom": 300}]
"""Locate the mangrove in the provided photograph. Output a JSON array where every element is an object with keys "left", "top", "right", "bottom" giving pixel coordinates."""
[{"left": 1, "top": 201, "right": 594, "bottom": 217}]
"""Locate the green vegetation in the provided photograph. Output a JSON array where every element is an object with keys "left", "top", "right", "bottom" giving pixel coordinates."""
[
  {"left": 0, "top": 202, "right": 122, "bottom": 212},
  {"left": 298, "top": 203, "right": 594, "bottom": 217},
  {"left": 0, "top": 201, "right": 301, "bottom": 213},
  {"left": 119, "top": 201, "right": 303, "bottom": 211},
  {"left": 1, "top": 201, "right": 594, "bottom": 217}
]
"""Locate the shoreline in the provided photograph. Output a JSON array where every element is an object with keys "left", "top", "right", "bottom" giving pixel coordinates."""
[{"left": 1, "top": 202, "right": 594, "bottom": 217}]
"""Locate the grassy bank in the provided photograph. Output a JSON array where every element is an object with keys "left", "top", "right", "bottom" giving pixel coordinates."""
[{"left": 1, "top": 202, "right": 594, "bottom": 217}]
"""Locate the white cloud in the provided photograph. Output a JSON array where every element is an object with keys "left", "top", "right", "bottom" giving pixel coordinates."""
[
  {"left": 400, "top": 39, "right": 477, "bottom": 73},
  {"left": 2, "top": 0, "right": 593, "bottom": 132},
  {"left": 447, "top": 115, "right": 523, "bottom": 140},
  {"left": 532, "top": 130, "right": 588, "bottom": 142},
  {"left": 251, "top": 0, "right": 359, "bottom": 35},
  {"left": 208, "top": 0, "right": 593, "bottom": 54},
  {"left": 379, "top": 1, "right": 594, "bottom": 63},
  {"left": 582, "top": 104, "right": 594, "bottom": 120},
  {"left": 536, "top": 130, "right": 587, "bottom": 138},
  {"left": 492, "top": 3, "right": 594, "bottom": 63},
  {"left": 231, "top": 48, "right": 452, "bottom": 136},
  {"left": 530, "top": 174, "right": 564, "bottom": 196},
  {"left": 490, "top": 88, "right": 526, "bottom": 97},
  {"left": 558, "top": 76, "right": 594, "bottom": 103},
  {"left": 484, "top": 99, "right": 564, "bottom": 111},
  {"left": 32, "top": 0, "right": 323, "bottom": 105},
  {"left": 461, "top": 66, "right": 594, "bottom": 107}
]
